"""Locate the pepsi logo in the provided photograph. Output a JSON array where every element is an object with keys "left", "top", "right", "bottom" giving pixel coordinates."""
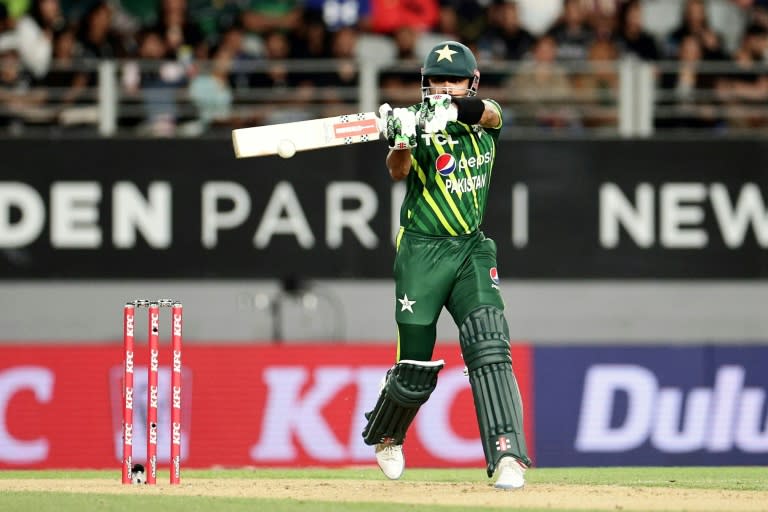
[
  {"left": 489, "top": 267, "right": 500, "bottom": 285},
  {"left": 435, "top": 153, "right": 457, "bottom": 176}
]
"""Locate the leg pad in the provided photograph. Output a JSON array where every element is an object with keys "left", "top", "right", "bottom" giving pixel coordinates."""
[
  {"left": 362, "top": 359, "right": 444, "bottom": 445},
  {"left": 460, "top": 307, "right": 530, "bottom": 476}
]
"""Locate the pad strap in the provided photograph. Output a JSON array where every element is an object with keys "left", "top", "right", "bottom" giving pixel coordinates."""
[{"left": 362, "top": 359, "right": 444, "bottom": 445}]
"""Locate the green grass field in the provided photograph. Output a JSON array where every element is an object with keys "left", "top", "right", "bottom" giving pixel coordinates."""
[{"left": 1, "top": 467, "right": 766, "bottom": 512}]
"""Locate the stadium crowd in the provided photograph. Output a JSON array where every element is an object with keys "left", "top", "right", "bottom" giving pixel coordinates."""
[{"left": 0, "top": 0, "right": 767, "bottom": 135}]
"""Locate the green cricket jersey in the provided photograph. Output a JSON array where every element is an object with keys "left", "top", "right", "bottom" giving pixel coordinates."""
[{"left": 398, "top": 99, "right": 502, "bottom": 237}]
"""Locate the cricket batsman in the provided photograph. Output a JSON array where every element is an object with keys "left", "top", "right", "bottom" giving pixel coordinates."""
[{"left": 362, "top": 40, "right": 531, "bottom": 490}]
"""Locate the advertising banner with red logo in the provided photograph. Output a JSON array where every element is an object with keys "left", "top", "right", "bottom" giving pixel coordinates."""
[{"left": 0, "top": 343, "right": 533, "bottom": 469}]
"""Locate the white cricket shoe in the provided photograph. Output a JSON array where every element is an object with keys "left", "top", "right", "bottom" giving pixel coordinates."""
[
  {"left": 375, "top": 441, "right": 404, "bottom": 480},
  {"left": 493, "top": 456, "right": 526, "bottom": 490}
]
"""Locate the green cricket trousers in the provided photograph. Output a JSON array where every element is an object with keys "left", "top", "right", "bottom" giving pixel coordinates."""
[{"left": 393, "top": 229, "right": 505, "bottom": 361}]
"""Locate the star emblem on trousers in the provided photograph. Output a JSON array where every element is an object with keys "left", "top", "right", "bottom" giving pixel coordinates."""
[
  {"left": 398, "top": 294, "right": 416, "bottom": 313},
  {"left": 434, "top": 44, "right": 458, "bottom": 62}
]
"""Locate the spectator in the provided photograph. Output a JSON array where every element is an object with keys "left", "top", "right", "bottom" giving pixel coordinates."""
[
  {"left": 716, "top": 23, "right": 768, "bottom": 127},
  {"left": 579, "top": 0, "right": 623, "bottom": 40},
  {"left": 312, "top": 25, "right": 360, "bottom": 114},
  {"left": 437, "top": 0, "right": 489, "bottom": 44},
  {"left": 151, "top": 0, "right": 207, "bottom": 61},
  {"left": 665, "top": 0, "right": 729, "bottom": 60},
  {"left": 591, "top": 14, "right": 616, "bottom": 44},
  {"left": 369, "top": 0, "right": 439, "bottom": 34},
  {"left": 249, "top": 29, "right": 293, "bottom": 90},
  {"left": 508, "top": 34, "right": 580, "bottom": 129},
  {"left": 657, "top": 35, "right": 722, "bottom": 130},
  {"left": 477, "top": 0, "right": 536, "bottom": 62},
  {"left": 248, "top": 29, "right": 311, "bottom": 124},
  {"left": 77, "top": 1, "right": 128, "bottom": 59},
  {"left": 44, "top": 26, "right": 90, "bottom": 122},
  {"left": 188, "top": 46, "right": 233, "bottom": 130},
  {"left": 15, "top": 0, "right": 66, "bottom": 79},
  {"left": 434, "top": 2, "right": 460, "bottom": 40},
  {"left": 290, "top": 10, "right": 331, "bottom": 59},
  {"left": 217, "top": 22, "right": 246, "bottom": 57},
  {"left": 124, "top": 29, "right": 188, "bottom": 135},
  {"left": 572, "top": 39, "right": 619, "bottom": 128},
  {"left": 546, "top": 0, "right": 595, "bottom": 61},
  {"left": 212, "top": 22, "right": 266, "bottom": 127},
  {"left": 0, "top": 43, "right": 48, "bottom": 132},
  {"left": 578, "top": 0, "right": 622, "bottom": 19},
  {"left": 379, "top": 25, "right": 422, "bottom": 104},
  {"left": 616, "top": 0, "right": 660, "bottom": 61},
  {"left": 746, "top": 0, "right": 768, "bottom": 49},
  {"left": 216, "top": 23, "right": 255, "bottom": 93},
  {"left": 390, "top": 24, "right": 420, "bottom": 61}
]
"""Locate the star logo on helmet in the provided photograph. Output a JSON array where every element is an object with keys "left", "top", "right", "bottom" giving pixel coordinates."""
[{"left": 434, "top": 44, "right": 458, "bottom": 62}]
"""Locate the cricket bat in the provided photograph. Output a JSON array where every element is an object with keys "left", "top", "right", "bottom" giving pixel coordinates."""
[{"left": 232, "top": 111, "right": 381, "bottom": 158}]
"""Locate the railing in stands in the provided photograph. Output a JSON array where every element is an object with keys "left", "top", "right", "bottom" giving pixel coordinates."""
[{"left": 2, "top": 57, "right": 767, "bottom": 138}]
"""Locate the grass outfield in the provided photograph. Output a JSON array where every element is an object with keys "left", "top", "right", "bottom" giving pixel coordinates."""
[{"left": 1, "top": 467, "right": 766, "bottom": 512}]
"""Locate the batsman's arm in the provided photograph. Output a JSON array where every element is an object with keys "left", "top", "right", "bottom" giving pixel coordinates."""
[
  {"left": 478, "top": 99, "right": 502, "bottom": 130},
  {"left": 421, "top": 95, "right": 502, "bottom": 132},
  {"left": 387, "top": 148, "right": 412, "bottom": 181}
]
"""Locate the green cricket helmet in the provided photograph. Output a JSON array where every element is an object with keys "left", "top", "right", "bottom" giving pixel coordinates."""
[{"left": 421, "top": 41, "right": 480, "bottom": 99}]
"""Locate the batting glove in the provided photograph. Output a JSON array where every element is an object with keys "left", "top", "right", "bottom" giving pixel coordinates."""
[
  {"left": 418, "top": 94, "right": 458, "bottom": 133},
  {"left": 383, "top": 107, "right": 417, "bottom": 150}
]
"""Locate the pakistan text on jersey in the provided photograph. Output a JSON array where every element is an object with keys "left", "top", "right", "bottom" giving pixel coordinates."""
[{"left": 445, "top": 173, "right": 488, "bottom": 193}]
